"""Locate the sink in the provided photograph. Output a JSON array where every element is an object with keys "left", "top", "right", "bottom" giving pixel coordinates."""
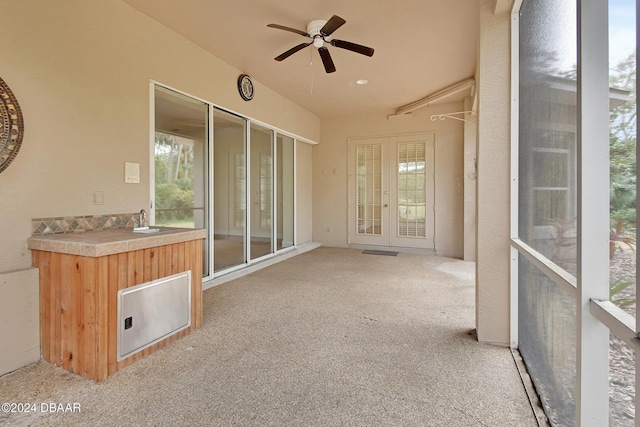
[{"left": 132, "top": 227, "right": 163, "bottom": 233}]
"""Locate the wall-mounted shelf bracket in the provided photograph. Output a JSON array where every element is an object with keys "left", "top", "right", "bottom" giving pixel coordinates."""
[{"left": 429, "top": 110, "right": 477, "bottom": 123}]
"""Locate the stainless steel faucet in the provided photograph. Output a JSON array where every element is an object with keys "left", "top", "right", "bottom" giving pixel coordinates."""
[{"left": 139, "top": 209, "right": 147, "bottom": 227}]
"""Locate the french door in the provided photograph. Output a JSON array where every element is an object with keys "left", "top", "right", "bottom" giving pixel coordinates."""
[{"left": 348, "top": 133, "right": 435, "bottom": 249}]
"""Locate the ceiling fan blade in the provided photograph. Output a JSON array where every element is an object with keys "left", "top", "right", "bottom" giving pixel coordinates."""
[
  {"left": 275, "top": 42, "right": 312, "bottom": 61},
  {"left": 320, "top": 15, "right": 346, "bottom": 36},
  {"left": 267, "top": 23, "right": 309, "bottom": 37},
  {"left": 318, "top": 46, "right": 336, "bottom": 73},
  {"left": 330, "top": 39, "right": 375, "bottom": 57}
]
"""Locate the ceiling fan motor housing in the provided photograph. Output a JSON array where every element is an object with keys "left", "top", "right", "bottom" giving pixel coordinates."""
[{"left": 307, "top": 19, "right": 328, "bottom": 47}]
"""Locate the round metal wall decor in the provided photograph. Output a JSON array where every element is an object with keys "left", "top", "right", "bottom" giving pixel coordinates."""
[{"left": 0, "top": 77, "right": 24, "bottom": 174}]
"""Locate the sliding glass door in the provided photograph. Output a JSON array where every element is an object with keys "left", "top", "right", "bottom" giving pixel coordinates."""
[
  {"left": 154, "top": 86, "right": 210, "bottom": 276},
  {"left": 277, "top": 134, "right": 295, "bottom": 250},
  {"left": 249, "top": 123, "right": 274, "bottom": 260},
  {"left": 213, "top": 109, "right": 247, "bottom": 273},
  {"left": 154, "top": 84, "right": 296, "bottom": 280}
]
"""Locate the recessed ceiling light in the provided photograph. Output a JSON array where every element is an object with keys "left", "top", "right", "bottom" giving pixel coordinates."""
[{"left": 356, "top": 79, "right": 368, "bottom": 85}]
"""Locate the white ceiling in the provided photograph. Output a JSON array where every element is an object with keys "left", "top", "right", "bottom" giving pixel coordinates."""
[{"left": 122, "top": 0, "right": 479, "bottom": 119}]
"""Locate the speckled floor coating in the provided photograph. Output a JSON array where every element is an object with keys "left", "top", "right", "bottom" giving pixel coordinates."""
[{"left": 0, "top": 247, "right": 538, "bottom": 427}]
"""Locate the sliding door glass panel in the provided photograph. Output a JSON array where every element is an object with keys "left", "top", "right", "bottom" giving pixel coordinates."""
[
  {"left": 608, "top": 0, "right": 636, "bottom": 424},
  {"left": 249, "top": 123, "right": 274, "bottom": 260},
  {"left": 518, "top": 0, "right": 577, "bottom": 425},
  {"left": 277, "top": 134, "right": 295, "bottom": 250},
  {"left": 213, "top": 109, "right": 247, "bottom": 273},
  {"left": 154, "top": 86, "right": 209, "bottom": 276}
]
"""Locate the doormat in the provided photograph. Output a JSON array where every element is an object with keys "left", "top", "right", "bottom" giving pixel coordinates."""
[{"left": 362, "top": 250, "right": 398, "bottom": 256}]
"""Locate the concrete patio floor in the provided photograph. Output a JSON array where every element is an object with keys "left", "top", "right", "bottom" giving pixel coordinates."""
[{"left": 0, "top": 247, "right": 538, "bottom": 426}]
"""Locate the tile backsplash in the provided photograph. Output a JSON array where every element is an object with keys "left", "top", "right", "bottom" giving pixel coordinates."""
[{"left": 31, "top": 213, "right": 139, "bottom": 236}]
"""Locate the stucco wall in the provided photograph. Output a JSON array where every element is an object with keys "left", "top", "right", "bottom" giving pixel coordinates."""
[
  {"left": 0, "top": 269, "right": 40, "bottom": 375},
  {"left": 316, "top": 104, "right": 465, "bottom": 258},
  {"left": 475, "top": 0, "right": 512, "bottom": 346},
  {"left": 0, "top": 0, "right": 319, "bottom": 374}
]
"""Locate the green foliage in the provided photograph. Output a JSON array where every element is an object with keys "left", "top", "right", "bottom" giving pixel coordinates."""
[
  {"left": 609, "top": 52, "right": 637, "bottom": 240},
  {"left": 610, "top": 137, "right": 636, "bottom": 211},
  {"left": 610, "top": 208, "right": 636, "bottom": 225},
  {"left": 155, "top": 182, "right": 193, "bottom": 222},
  {"left": 607, "top": 54, "right": 637, "bottom": 312},
  {"left": 610, "top": 218, "right": 636, "bottom": 259},
  {"left": 610, "top": 278, "right": 635, "bottom": 309},
  {"left": 610, "top": 52, "right": 636, "bottom": 142},
  {"left": 154, "top": 132, "right": 195, "bottom": 223}
]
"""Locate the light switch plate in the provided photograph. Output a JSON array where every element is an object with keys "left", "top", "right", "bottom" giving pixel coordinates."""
[
  {"left": 124, "top": 162, "right": 140, "bottom": 184},
  {"left": 93, "top": 191, "right": 104, "bottom": 205}
]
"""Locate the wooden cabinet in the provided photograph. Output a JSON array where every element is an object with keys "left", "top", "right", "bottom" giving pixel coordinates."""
[{"left": 29, "top": 229, "right": 204, "bottom": 382}]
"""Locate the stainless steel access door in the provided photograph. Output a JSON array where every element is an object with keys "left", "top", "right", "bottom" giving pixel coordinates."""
[{"left": 117, "top": 271, "right": 191, "bottom": 361}]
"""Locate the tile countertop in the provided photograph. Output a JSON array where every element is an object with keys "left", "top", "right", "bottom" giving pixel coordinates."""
[{"left": 27, "top": 227, "right": 207, "bottom": 258}]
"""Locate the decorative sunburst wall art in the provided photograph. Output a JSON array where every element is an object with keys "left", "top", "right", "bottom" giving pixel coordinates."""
[{"left": 0, "top": 77, "right": 24, "bottom": 174}]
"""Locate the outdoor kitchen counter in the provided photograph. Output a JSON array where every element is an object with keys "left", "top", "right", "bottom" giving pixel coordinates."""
[
  {"left": 27, "top": 227, "right": 207, "bottom": 257},
  {"left": 29, "top": 226, "right": 205, "bottom": 382}
]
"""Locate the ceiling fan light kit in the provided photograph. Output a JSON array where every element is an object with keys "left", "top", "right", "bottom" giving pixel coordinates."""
[{"left": 267, "top": 15, "right": 374, "bottom": 74}]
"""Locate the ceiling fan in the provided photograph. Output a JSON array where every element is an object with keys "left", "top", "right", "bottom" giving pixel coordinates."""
[{"left": 267, "top": 15, "right": 374, "bottom": 74}]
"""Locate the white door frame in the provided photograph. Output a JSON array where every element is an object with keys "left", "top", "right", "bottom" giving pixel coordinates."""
[{"left": 348, "top": 132, "right": 435, "bottom": 250}]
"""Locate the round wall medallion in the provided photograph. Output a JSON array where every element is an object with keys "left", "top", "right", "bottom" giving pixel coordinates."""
[
  {"left": 0, "top": 77, "right": 24, "bottom": 174},
  {"left": 237, "top": 74, "right": 254, "bottom": 101}
]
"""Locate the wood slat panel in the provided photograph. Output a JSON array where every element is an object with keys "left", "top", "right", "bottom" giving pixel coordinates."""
[
  {"left": 72, "top": 255, "right": 82, "bottom": 375},
  {"left": 50, "top": 252, "right": 62, "bottom": 365},
  {"left": 157, "top": 245, "right": 167, "bottom": 279},
  {"left": 143, "top": 248, "right": 152, "bottom": 283},
  {"left": 60, "top": 254, "right": 74, "bottom": 371},
  {"left": 82, "top": 257, "right": 96, "bottom": 379},
  {"left": 150, "top": 247, "right": 159, "bottom": 281},
  {"left": 96, "top": 256, "right": 109, "bottom": 381}
]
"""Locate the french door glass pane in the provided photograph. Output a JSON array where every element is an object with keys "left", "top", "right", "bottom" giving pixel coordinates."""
[
  {"left": 277, "top": 134, "right": 295, "bottom": 250},
  {"left": 397, "top": 141, "right": 426, "bottom": 237},
  {"left": 356, "top": 144, "right": 382, "bottom": 235},
  {"left": 250, "top": 123, "right": 273, "bottom": 260},
  {"left": 213, "top": 109, "right": 246, "bottom": 272},
  {"left": 154, "top": 86, "right": 209, "bottom": 276},
  {"left": 608, "top": 0, "right": 636, "bottom": 424}
]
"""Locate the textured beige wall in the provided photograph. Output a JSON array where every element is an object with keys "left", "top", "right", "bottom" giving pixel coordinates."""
[
  {"left": 463, "top": 97, "right": 478, "bottom": 262},
  {"left": 0, "top": 269, "right": 40, "bottom": 376},
  {"left": 316, "top": 105, "right": 465, "bottom": 258},
  {"left": 475, "top": 0, "right": 511, "bottom": 346}
]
